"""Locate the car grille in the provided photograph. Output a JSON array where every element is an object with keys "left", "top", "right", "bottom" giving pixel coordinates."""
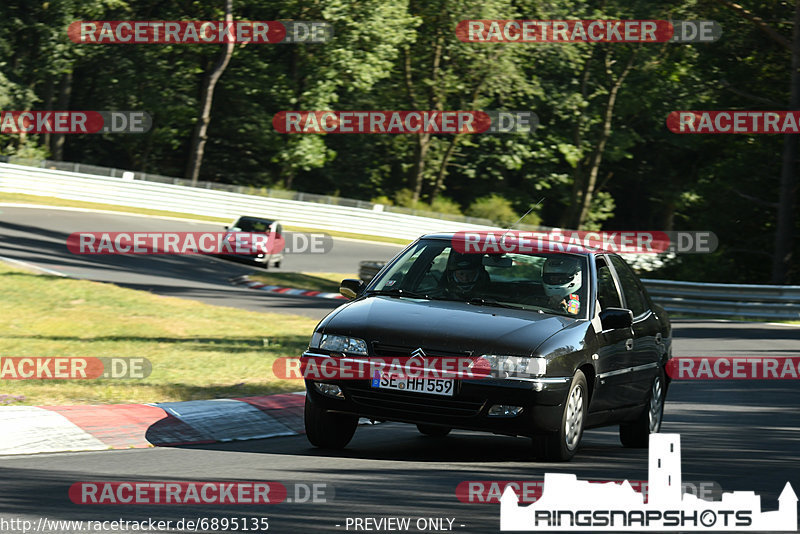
[
  {"left": 371, "top": 342, "right": 473, "bottom": 359},
  {"left": 347, "top": 386, "right": 485, "bottom": 418}
]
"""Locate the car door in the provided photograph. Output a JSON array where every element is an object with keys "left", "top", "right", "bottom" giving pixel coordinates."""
[
  {"left": 590, "top": 255, "right": 637, "bottom": 412},
  {"left": 608, "top": 255, "right": 661, "bottom": 405}
]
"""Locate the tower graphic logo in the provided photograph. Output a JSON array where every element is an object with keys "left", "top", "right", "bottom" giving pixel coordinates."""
[{"left": 500, "top": 434, "right": 797, "bottom": 531}]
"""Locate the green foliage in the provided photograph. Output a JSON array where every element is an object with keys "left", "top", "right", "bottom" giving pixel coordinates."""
[
  {"left": 429, "top": 196, "right": 463, "bottom": 215},
  {"left": 466, "top": 194, "right": 520, "bottom": 227},
  {"left": 1, "top": 0, "right": 797, "bottom": 281}
]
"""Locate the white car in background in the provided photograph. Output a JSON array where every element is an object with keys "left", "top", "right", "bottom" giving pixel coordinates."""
[{"left": 221, "top": 216, "right": 284, "bottom": 269}]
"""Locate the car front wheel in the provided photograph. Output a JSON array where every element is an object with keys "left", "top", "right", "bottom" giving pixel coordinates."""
[
  {"left": 304, "top": 396, "right": 358, "bottom": 449},
  {"left": 620, "top": 369, "right": 666, "bottom": 448},
  {"left": 534, "top": 369, "right": 587, "bottom": 462}
]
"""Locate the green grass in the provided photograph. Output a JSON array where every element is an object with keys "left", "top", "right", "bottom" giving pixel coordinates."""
[
  {"left": 0, "top": 263, "right": 318, "bottom": 405},
  {"left": 248, "top": 272, "right": 355, "bottom": 293},
  {"left": 0, "top": 192, "right": 412, "bottom": 245}
]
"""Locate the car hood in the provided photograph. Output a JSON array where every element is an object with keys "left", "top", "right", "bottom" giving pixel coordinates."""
[{"left": 320, "top": 296, "right": 580, "bottom": 356}]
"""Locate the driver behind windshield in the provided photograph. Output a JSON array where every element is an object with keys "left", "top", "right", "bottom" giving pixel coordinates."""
[
  {"left": 444, "top": 252, "right": 489, "bottom": 299},
  {"left": 541, "top": 256, "right": 583, "bottom": 315}
]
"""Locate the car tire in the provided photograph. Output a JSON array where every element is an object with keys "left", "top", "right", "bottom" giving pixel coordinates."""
[
  {"left": 416, "top": 424, "right": 451, "bottom": 437},
  {"left": 620, "top": 369, "right": 666, "bottom": 448},
  {"left": 534, "top": 369, "right": 587, "bottom": 462},
  {"left": 304, "top": 396, "right": 358, "bottom": 449}
]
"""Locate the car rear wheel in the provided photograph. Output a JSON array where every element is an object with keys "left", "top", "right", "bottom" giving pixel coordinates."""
[
  {"left": 416, "top": 424, "right": 451, "bottom": 437},
  {"left": 304, "top": 396, "right": 358, "bottom": 449},
  {"left": 620, "top": 369, "right": 665, "bottom": 448},
  {"left": 534, "top": 370, "right": 587, "bottom": 462}
]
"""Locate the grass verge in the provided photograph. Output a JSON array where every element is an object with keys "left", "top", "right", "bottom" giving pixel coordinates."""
[
  {"left": 247, "top": 272, "right": 355, "bottom": 293},
  {"left": 0, "top": 262, "right": 318, "bottom": 405},
  {"left": 0, "top": 192, "right": 411, "bottom": 245}
]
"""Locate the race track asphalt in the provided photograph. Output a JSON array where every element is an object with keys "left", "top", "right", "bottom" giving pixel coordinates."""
[{"left": 1, "top": 205, "right": 798, "bottom": 533}]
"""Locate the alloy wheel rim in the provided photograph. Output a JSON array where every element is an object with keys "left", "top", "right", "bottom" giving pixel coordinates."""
[
  {"left": 649, "top": 376, "right": 664, "bottom": 433},
  {"left": 564, "top": 384, "right": 584, "bottom": 450}
]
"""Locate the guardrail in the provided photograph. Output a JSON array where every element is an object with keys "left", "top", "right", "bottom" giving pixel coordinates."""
[
  {"left": 357, "top": 263, "right": 800, "bottom": 320},
  {"left": 2, "top": 157, "right": 500, "bottom": 226},
  {"left": 641, "top": 279, "right": 800, "bottom": 320},
  {"left": 4, "top": 161, "right": 798, "bottom": 320},
  {"left": 0, "top": 163, "right": 499, "bottom": 240}
]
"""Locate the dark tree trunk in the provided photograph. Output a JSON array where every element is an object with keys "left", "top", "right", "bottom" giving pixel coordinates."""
[
  {"left": 411, "top": 133, "right": 430, "bottom": 202},
  {"left": 51, "top": 70, "right": 72, "bottom": 161},
  {"left": 186, "top": 0, "right": 234, "bottom": 186},
  {"left": 431, "top": 135, "right": 460, "bottom": 202},
  {"left": 574, "top": 50, "right": 635, "bottom": 229},
  {"left": 772, "top": 0, "right": 800, "bottom": 283}
]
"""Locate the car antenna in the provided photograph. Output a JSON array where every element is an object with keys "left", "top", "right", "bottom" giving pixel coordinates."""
[{"left": 499, "top": 197, "right": 543, "bottom": 242}]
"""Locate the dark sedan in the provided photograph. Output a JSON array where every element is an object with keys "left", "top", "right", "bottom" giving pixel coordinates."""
[{"left": 302, "top": 233, "right": 672, "bottom": 461}]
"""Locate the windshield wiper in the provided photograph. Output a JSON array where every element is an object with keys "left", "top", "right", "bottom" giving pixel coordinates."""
[
  {"left": 366, "top": 288, "right": 430, "bottom": 299},
  {"left": 466, "top": 297, "right": 524, "bottom": 310}
]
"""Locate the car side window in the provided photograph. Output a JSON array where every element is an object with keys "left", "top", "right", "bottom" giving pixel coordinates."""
[
  {"left": 596, "top": 257, "right": 622, "bottom": 310},
  {"left": 609, "top": 256, "right": 648, "bottom": 317}
]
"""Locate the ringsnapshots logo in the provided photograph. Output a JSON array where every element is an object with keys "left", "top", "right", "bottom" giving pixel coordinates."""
[
  {"left": 499, "top": 434, "right": 797, "bottom": 531},
  {"left": 0, "top": 111, "right": 151, "bottom": 134},
  {"left": 456, "top": 20, "right": 721, "bottom": 43},
  {"left": 273, "top": 111, "right": 537, "bottom": 134}
]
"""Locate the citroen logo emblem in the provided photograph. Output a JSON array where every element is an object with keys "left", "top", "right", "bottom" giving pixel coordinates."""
[{"left": 411, "top": 348, "right": 426, "bottom": 358}]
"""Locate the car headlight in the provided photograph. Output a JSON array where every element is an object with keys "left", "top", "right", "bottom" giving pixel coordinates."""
[
  {"left": 481, "top": 355, "right": 547, "bottom": 379},
  {"left": 311, "top": 333, "right": 369, "bottom": 356}
]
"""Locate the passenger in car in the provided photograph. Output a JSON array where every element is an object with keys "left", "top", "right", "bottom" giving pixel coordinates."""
[{"left": 541, "top": 256, "right": 583, "bottom": 315}]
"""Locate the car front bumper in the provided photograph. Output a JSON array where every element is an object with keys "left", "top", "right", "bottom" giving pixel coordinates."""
[{"left": 302, "top": 352, "right": 572, "bottom": 437}]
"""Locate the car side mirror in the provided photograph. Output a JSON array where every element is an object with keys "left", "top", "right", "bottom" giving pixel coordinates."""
[
  {"left": 599, "top": 307, "right": 634, "bottom": 331},
  {"left": 340, "top": 278, "right": 364, "bottom": 299}
]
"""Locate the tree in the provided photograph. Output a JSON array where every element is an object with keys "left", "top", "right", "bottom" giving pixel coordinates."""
[{"left": 186, "top": 0, "right": 234, "bottom": 186}]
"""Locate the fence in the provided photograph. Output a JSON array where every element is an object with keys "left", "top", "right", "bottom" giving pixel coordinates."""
[
  {"left": 0, "top": 162, "right": 498, "bottom": 240},
  {"left": 640, "top": 279, "right": 800, "bottom": 320},
  {"left": 1, "top": 157, "right": 498, "bottom": 226}
]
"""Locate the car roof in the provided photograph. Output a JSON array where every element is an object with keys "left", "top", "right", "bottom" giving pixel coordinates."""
[
  {"left": 418, "top": 232, "right": 595, "bottom": 257},
  {"left": 235, "top": 216, "right": 277, "bottom": 223}
]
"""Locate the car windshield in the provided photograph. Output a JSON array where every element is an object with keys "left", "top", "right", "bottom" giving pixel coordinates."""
[
  {"left": 230, "top": 218, "right": 274, "bottom": 232},
  {"left": 369, "top": 239, "right": 589, "bottom": 318}
]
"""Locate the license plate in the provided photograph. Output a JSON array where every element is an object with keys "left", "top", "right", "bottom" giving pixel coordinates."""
[{"left": 370, "top": 373, "right": 454, "bottom": 396}]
